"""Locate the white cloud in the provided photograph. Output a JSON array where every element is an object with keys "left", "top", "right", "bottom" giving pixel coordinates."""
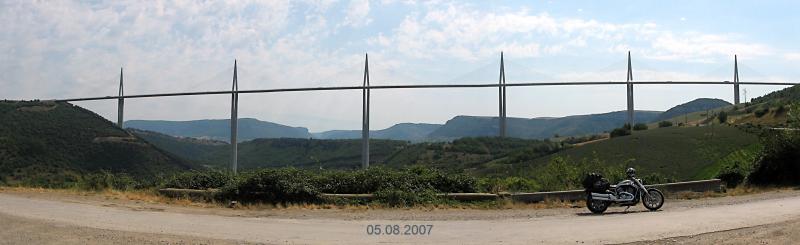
[
  {"left": 341, "top": 0, "right": 372, "bottom": 27},
  {"left": 643, "top": 32, "right": 772, "bottom": 62},
  {"left": 785, "top": 53, "right": 800, "bottom": 61},
  {"left": 369, "top": 2, "right": 771, "bottom": 64}
]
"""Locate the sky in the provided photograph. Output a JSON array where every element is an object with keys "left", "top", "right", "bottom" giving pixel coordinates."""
[{"left": 2, "top": 0, "right": 800, "bottom": 132}]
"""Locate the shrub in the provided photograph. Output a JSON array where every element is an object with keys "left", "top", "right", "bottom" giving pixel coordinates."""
[
  {"left": 229, "top": 168, "right": 320, "bottom": 203},
  {"left": 79, "top": 171, "right": 141, "bottom": 191},
  {"left": 610, "top": 127, "right": 631, "bottom": 138},
  {"left": 717, "top": 170, "right": 745, "bottom": 188},
  {"left": 502, "top": 177, "right": 540, "bottom": 192},
  {"left": 535, "top": 157, "right": 581, "bottom": 191},
  {"left": 718, "top": 111, "right": 728, "bottom": 124},
  {"left": 162, "top": 170, "right": 233, "bottom": 190},
  {"left": 313, "top": 167, "right": 476, "bottom": 194},
  {"left": 658, "top": 121, "right": 673, "bottom": 128},
  {"left": 754, "top": 108, "right": 769, "bottom": 118},
  {"left": 775, "top": 105, "right": 787, "bottom": 115},
  {"left": 633, "top": 123, "right": 648, "bottom": 131},
  {"left": 748, "top": 130, "right": 800, "bottom": 186}
]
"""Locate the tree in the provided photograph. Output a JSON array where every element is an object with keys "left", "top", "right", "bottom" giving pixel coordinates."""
[
  {"left": 633, "top": 123, "right": 648, "bottom": 131},
  {"left": 658, "top": 121, "right": 673, "bottom": 128},
  {"left": 718, "top": 111, "right": 728, "bottom": 124},
  {"left": 610, "top": 127, "right": 630, "bottom": 138}
]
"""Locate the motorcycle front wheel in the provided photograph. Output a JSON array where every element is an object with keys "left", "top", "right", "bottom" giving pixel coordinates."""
[
  {"left": 643, "top": 189, "right": 664, "bottom": 211},
  {"left": 586, "top": 195, "right": 609, "bottom": 214}
]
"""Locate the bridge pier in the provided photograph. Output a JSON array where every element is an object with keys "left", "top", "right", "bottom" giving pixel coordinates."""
[
  {"left": 734, "top": 55, "right": 740, "bottom": 104},
  {"left": 626, "top": 51, "right": 634, "bottom": 129},
  {"left": 117, "top": 67, "right": 124, "bottom": 128},
  {"left": 499, "top": 52, "right": 507, "bottom": 138},
  {"left": 362, "top": 54, "right": 370, "bottom": 169},
  {"left": 231, "top": 60, "right": 239, "bottom": 174}
]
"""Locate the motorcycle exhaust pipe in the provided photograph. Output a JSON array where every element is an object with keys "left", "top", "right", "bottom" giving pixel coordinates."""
[{"left": 591, "top": 193, "right": 614, "bottom": 201}]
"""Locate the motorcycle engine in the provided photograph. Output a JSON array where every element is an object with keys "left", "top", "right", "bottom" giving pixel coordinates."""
[{"left": 615, "top": 185, "right": 637, "bottom": 202}]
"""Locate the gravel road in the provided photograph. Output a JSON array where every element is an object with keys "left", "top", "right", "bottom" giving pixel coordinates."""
[{"left": 1, "top": 191, "right": 799, "bottom": 244}]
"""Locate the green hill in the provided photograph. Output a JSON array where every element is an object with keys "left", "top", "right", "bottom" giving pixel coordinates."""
[
  {"left": 655, "top": 98, "right": 731, "bottom": 122},
  {"left": 132, "top": 129, "right": 412, "bottom": 169},
  {"left": 382, "top": 137, "right": 565, "bottom": 175},
  {"left": 428, "top": 110, "right": 662, "bottom": 140},
  {"left": 311, "top": 123, "right": 442, "bottom": 142},
  {"left": 132, "top": 129, "right": 564, "bottom": 173},
  {"left": 0, "top": 101, "right": 192, "bottom": 186},
  {"left": 125, "top": 118, "right": 311, "bottom": 142},
  {"left": 528, "top": 125, "right": 758, "bottom": 181}
]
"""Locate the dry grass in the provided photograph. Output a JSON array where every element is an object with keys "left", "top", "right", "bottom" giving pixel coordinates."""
[
  {"left": 0, "top": 186, "right": 221, "bottom": 208},
  {"left": 669, "top": 185, "right": 794, "bottom": 200},
  {"left": 2, "top": 185, "right": 794, "bottom": 211}
]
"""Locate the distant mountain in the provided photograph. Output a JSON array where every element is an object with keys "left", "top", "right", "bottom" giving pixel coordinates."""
[
  {"left": 131, "top": 129, "right": 561, "bottom": 173},
  {"left": 312, "top": 123, "right": 442, "bottom": 142},
  {"left": 428, "top": 110, "right": 663, "bottom": 140},
  {"left": 125, "top": 98, "right": 735, "bottom": 143},
  {"left": 130, "top": 129, "right": 410, "bottom": 169},
  {"left": 125, "top": 118, "right": 311, "bottom": 142},
  {"left": 655, "top": 98, "right": 732, "bottom": 122},
  {"left": 0, "top": 101, "right": 192, "bottom": 185}
]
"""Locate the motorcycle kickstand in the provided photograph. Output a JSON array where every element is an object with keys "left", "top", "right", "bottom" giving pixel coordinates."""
[{"left": 623, "top": 206, "right": 630, "bottom": 212}]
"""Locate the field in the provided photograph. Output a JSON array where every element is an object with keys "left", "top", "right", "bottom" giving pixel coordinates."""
[{"left": 528, "top": 125, "right": 759, "bottom": 181}]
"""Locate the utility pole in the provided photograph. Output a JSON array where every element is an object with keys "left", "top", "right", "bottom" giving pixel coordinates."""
[
  {"left": 361, "top": 53, "right": 370, "bottom": 169},
  {"left": 230, "top": 60, "right": 239, "bottom": 174},
  {"left": 734, "top": 55, "right": 740, "bottom": 105},
  {"left": 117, "top": 67, "right": 124, "bottom": 128},
  {"left": 744, "top": 89, "right": 748, "bottom": 103},
  {"left": 499, "top": 52, "right": 507, "bottom": 138},
  {"left": 626, "top": 51, "right": 634, "bottom": 129}
]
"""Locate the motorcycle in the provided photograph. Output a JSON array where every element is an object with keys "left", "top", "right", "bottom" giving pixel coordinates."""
[{"left": 582, "top": 168, "right": 664, "bottom": 214}]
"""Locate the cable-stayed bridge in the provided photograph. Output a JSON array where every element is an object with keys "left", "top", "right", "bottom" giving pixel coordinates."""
[{"left": 48, "top": 52, "right": 800, "bottom": 173}]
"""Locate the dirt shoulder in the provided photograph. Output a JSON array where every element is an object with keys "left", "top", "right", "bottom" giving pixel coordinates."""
[
  {"left": 1, "top": 187, "right": 798, "bottom": 221},
  {"left": 0, "top": 212, "right": 251, "bottom": 245},
  {"left": 621, "top": 217, "right": 800, "bottom": 245}
]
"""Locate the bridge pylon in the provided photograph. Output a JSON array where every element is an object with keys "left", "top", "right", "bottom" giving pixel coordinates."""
[
  {"left": 499, "top": 52, "right": 507, "bottom": 138},
  {"left": 626, "top": 51, "right": 634, "bottom": 130},
  {"left": 231, "top": 60, "right": 239, "bottom": 174},
  {"left": 118, "top": 67, "right": 124, "bottom": 128},
  {"left": 734, "top": 55, "right": 740, "bottom": 104},
  {"left": 361, "top": 53, "right": 370, "bottom": 169}
]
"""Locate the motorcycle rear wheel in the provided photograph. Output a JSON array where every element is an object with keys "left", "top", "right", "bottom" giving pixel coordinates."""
[
  {"left": 586, "top": 196, "right": 609, "bottom": 214},
  {"left": 643, "top": 189, "right": 664, "bottom": 211}
]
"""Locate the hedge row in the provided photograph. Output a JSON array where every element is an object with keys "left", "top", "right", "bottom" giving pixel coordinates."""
[{"left": 161, "top": 167, "right": 477, "bottom": 205}]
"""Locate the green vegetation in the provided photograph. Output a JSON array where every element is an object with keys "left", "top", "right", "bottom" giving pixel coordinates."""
[
  {"left": 654, "top": 98, "right": 731, "bottom": 122},
  {"left": 164, "top": 167, "right": 477, "bottom": 206},
  {"left": 748, "top": 128, "right": 800, "bottom": 186},
  {"left": 558, "top": 134, "right": 606, "bottom": 145},
  {"left": 126, "top": 118, "right": 311, "bottom": 142},
  {"left": 383, "top": 137, "right": 565, "bottom": 176},
  {"left": 754, "top": 108, "right": 769, "bottom": 118},
  {"left": 530, "top": 125, "right": 759, "bottom": 181},
  {"left": 133, "top": 130, "right": 566, "bottom": 175},
  {"left": 0, "top": 100, "right": 191, "bottom": 187},
  {"left": 10, "top": 88, "right": 800, "bottom": 206},
  {"left": 133, "top": 129, "right": 409, "bottom": 169},
  {"left": 427, "top": 111, "right": 661, "bottom": 140},
  {"left": 609, "top": 124, "right": 631, "bottom": 138},
  {"left": 718, "top": 111, "right": 728, "bottom": 123}
]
